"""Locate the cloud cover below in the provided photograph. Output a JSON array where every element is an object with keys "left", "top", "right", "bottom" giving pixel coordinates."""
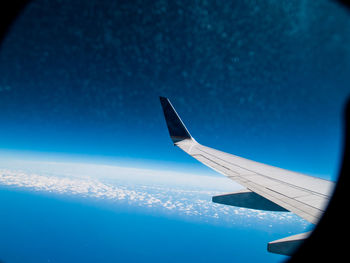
[{"left": 0, "top": 158, "right": 310, "bottom": 231}]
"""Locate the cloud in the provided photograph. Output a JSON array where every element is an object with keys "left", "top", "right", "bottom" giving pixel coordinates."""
[{"left": 0, "top": 160, "right": 310, "bottom": 229}]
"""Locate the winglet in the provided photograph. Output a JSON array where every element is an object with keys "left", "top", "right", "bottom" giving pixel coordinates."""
[{"left": 159, "top": 96, "right": 193, "bottom": 143}]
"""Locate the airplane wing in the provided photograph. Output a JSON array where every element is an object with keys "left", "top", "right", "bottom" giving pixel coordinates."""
[{"left": 159, "top": 96, "right": 335, "bottom": 256}]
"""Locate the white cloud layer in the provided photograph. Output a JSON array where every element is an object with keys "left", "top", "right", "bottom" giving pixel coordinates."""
[{"left": 0, "top": 159, "right": 310, "bottom": 229}]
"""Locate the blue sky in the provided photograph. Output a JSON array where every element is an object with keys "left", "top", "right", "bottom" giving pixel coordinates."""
[{"left": 0, "top": 0, "right": 349, "bottom": 182}]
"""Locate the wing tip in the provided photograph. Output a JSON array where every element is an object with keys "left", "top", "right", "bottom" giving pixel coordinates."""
[{"left": 159, "top": 96, "right": 193, "bottom": 143}]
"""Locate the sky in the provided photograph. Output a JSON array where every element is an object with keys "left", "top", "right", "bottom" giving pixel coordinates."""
[
  {"left": 0, "top": 0, "right": 349, "bottom": 179},
  {"left": 0, "top": 0, "right": 349, "bottom": 262}
]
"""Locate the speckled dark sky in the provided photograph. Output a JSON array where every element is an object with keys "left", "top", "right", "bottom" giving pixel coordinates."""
[{"left": 0, "top": 0, "right": 349, "bottom": 178}]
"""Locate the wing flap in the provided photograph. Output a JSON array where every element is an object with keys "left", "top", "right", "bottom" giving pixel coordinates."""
[
  {"left": 268, "top": 232, "right": 311, "bottom": 256},
  {"left": 212, "top": 189, "right": 288, "bottom": 211}
]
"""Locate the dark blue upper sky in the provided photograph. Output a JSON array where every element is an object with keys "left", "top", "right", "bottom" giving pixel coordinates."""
[{"left": 0, "top": 0, "right": 349, "bottom": 179}]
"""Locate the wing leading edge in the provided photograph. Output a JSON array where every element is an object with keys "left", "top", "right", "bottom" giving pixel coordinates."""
[{"left": 159, "top": 96, "right": 335, "bottom": 255}]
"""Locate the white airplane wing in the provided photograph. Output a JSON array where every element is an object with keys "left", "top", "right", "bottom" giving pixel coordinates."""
[{"left": 159, "top": 97, "right": 335, "bottom": 256}]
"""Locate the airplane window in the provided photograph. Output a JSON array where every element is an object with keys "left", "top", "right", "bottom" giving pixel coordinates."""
[{"left": 0, "top": 1, "right": 349, "bottom": 262}]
